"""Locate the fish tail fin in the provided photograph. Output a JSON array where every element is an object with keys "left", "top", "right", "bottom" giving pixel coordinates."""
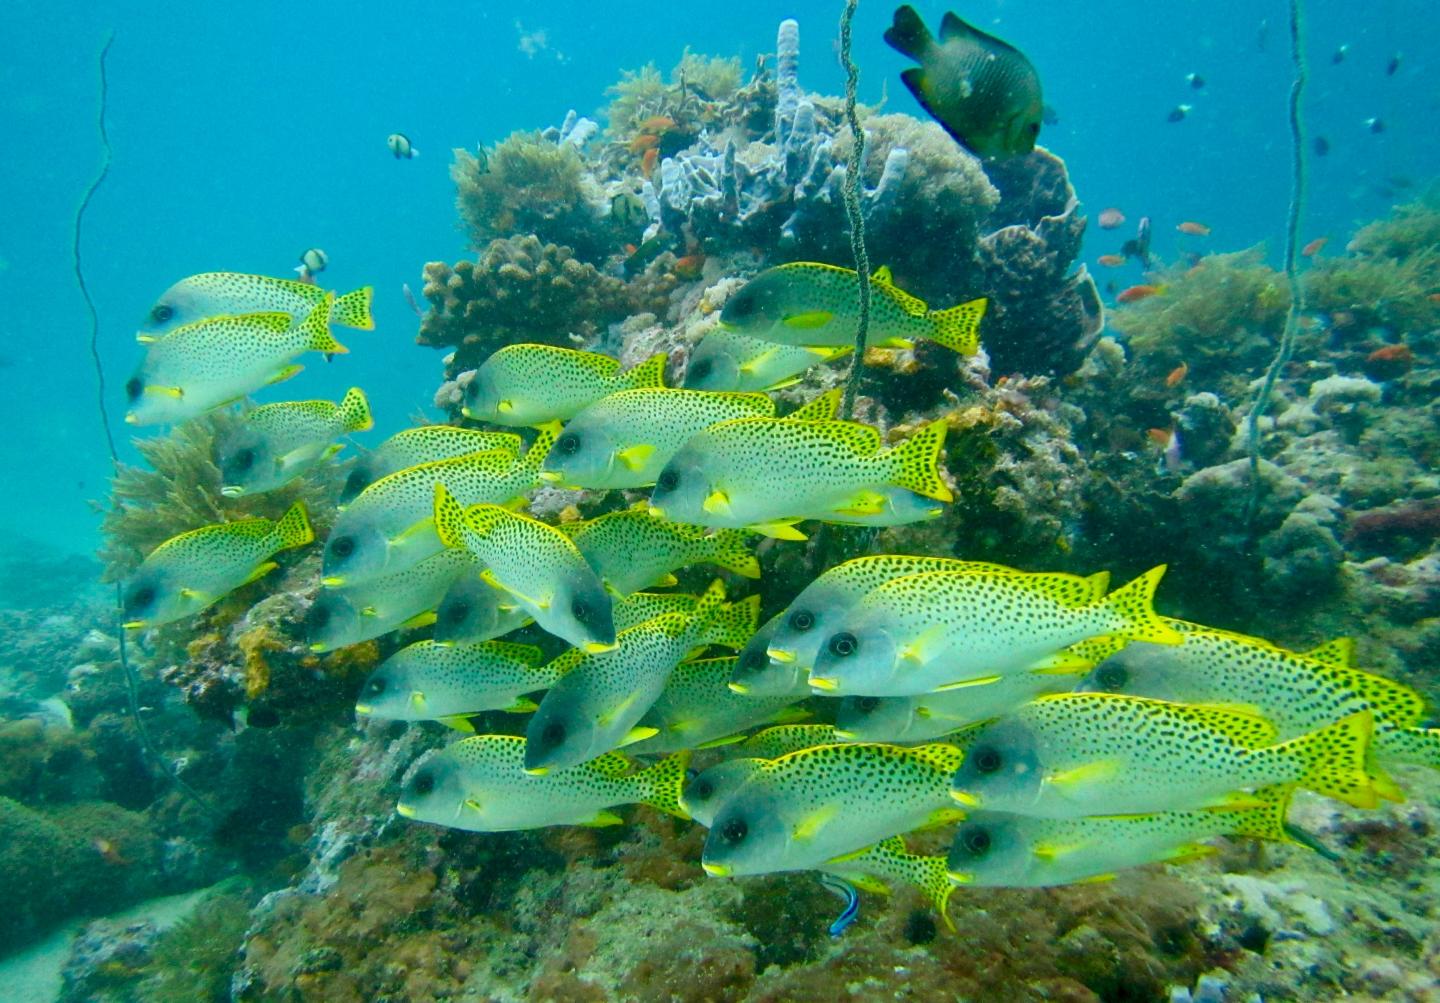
[
  {"left": 271, "top": 502, "right": 314, "bottom": 550},
  {"left": 432, "top": 484, "right": 467, "bottom": 550},
  {"left": 883, "top": 4, "right": 934, "bottom": 61},
  {"left": 885, "top": 419, "right": 953, "bottom": 502},
  {"left": 633, "top": 750, "right": 692, "bottom": 818},
  {"left": 784, "top": 388, "right": 842, "bottom": 421},
  {"left": 1278, "top": 711, "right": 1381, "bottom": 809},
  {"left": 337, "top": 387, "right": 373, "bottom": 433},
  {"left": 1227, "top": 784, "right": 1296, "bottom": 842},
  {"left": 927, "top": 298, "right": 987, "bottom": 355},
  {"left": 1097, "top": 566, "right": 1182, "bottom": 645},
  {"left": 709, "top": 529, "right": 761, "bottom": 579},
  {"left": 525, "top": 421, "right": 562, "bottom": 474},
  {"left": 331, "top": 286, "right": 375, "bottom": 330},
  {"left": 302, "top": 294, "right": 348, "bottom": 354},
  {"left": 625, "top": 352, "right": 668, "bottom": 390}
]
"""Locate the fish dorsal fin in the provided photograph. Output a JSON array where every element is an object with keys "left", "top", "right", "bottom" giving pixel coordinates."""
[
  {"left": 909, "top": 742, "right": 966, "bottom": 774},
  {"left": 784, "top": 388, "right": 842, "bottom": 422},
  {"left": 624, "top": 352, "right": 668, "bottom": 389},
  {"left": 1302, "top": 637, "right": 1355, "bottom": 668},
  {"left": 1175, "top": 701, "right": 1279, "bottom": 747},
  {"left": 588, "top": 751, "right": 633, "bottom": 777},
  {"left": 1059, "top": 633, "right": 1130, "bottom": 667},
  {"left": 876, "top": 274, "right": 928, "bottom": 317},
  {"left": 1323, "top": 665, "right": 1429, "bottom": 727},
  {"left": 870, "top": 265, "right": 895, "bottom": 284},
  {"left": 939, "top": 10, "right": 1024, "bottom": 63}
]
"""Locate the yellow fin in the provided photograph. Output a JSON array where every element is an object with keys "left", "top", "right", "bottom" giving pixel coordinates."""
[
  {"left": 877, "top": 275, "right": 928, "bottom": 316},
  {"left": 616, "top": 443, "right": 655, "bottom": 471},
  {"left": 619, "top": 725, "right": 660, "bottom": 747},
  {"left": 400, "top": 611, "right": 437, "bottom": 629},
  {"left": 886, "top": 418, "right": 953, "bottom": 502},
  {"left": 1045, "top": 759, "right": 1122, "bottom": 790},
  {"left": 782, "top": 310, "right": 834, "bottom": 329},
  {"left": 926, "top": 297, "right": 987, "bottom": 354},
  {"left": 870, "top": 264, "right": 895, "bottom": 284},
  {"left": 1164, "top": 843, "right": 1217, "bottom": 866},
  {"left": 832, "top": 490, "right": 887, "bottom": 517},
  {"left": 703, "top": 490, "right": 731, "bottom": 515},
  {"left": 144, "top": 385, "right": 185, "bottom": 399},
  {"left": 240, "top": 561, "right": 279, "bottom": 586},
  {"left": 1301, "top": 637, "right": 1355, "bottom": 667},
  {"left": 505, "top": 697, "right": 540, "bottom": 713},
  {"left": 267, "top": 364, "right": 305, "bottom": 386},
  {"left": 748, "top": 519, "right": 807, "bottom": 541},
  {"left": 792, "top": 803, "right": 840, "bottom": 842},
  {"left": 438, "top": 714, "right": 478, "bottom": 733},
  {"left": 581, "top": 810, "right": 625, "bottom": 827},
  {"left": 783, "top": 388, "right": 842, "bottom": 421},
  {"left": 933, "top": 674, "right": 1001, "bottom": 692}
]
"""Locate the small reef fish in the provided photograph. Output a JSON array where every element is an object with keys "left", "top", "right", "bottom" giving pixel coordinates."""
[
  {"left": 388, "top": 133, "right": 418, "bottom": 158},
  {"left": 819, "top": 874, "right": 859, "bottom": 936},
  {"left": 1097, "top": 208, "right": 1125, "bottom": 230},
  {"left": 1301, "top": 236, "right": 1329, "bottom": 258},
  {"left": 323, "top": 427, "right": 553, "bottom": 587},
  {"left": 609, "top": 191, "right": 648, "bottom": 228},
  {"left": 1386, "top": 53, "right": 1401, "bottom": 77},
  {"left": 356, "top": 640, "right": 555, "bottom": 726},
  {"left": 825, "top": 836, "right": 956, "bottom": 932},
  {"left": 295, "top": 248, "right": 328, "bottom": 282},
  {"left": 701, "top": 741, "right": 965, "bottom": 876},
  {"left": 1313, "top": 136, "right": 1330, "bottom": 157},
  {"left": 883, "top": 5, "right": 1044, "bottom": 159},
  {"left": 672, "top": 253, "right": 705, "bottom": 280},
  {"left": 431, "top": 571, "right": 533, "bottom": 645},
  {"left": 641, "top": 147, "right": 659, "bottom": 178},
  {"left": 217, "top": 387, "right": 373, "bottom": 497},
  {"left": 306, "top": 548, "right": 477, "bottom": 653},
  {"left": 462, "top": 344, "right": 667, "bottom": 427},
  {"left": 1096, "top": 254, "right": 1126, "bottom": 268},
  {"left": 126, "top": 300, "right": 343, "bottom": 426},
  {"left": 433, "top": 485, "right": 616, "bottom": 652},
  {"left": 946, "top": 787, "right": 1295, "bottom": 888},
  {"left": 749, "top": 554, "right": 1021, "bottom": 687},
  {"left": 730, "top": 613, "right": 810, "bottom": 698},
  {"left": 648, "top": 413, "right": 952, "bottom": 539},
  {"left": 611, "top": 591, "right": 706, "bottom": 630},
  {"left": 1365, "top": 117, "right": 1385, "bottom": 134},
  {"left": 341, "top": 426, "right": 523, "bottom": 507},
  {"left": 628, "top": 656, "right": 808, "bottom": 755},
  {"left": 1186, "top": 73, "right": 1206, "bottom": 90},
  {"left": 806, "top": 566, "right": 1177, "bottom": 697},
  {"left": 1079, "top": 620, "right": 1439, "bottom": 776},
  {"left": 1176, "top": 221, "right": 1211, "bottom": 236},
  {"left": 122, "top": 502, "right": 312, "bottom": 629},
  {"left": 681, "top": 726, "right": 843, "bottom": 826},
  {"left": 1165, "top": 362, "right": 1189, "bottom": 388},
  {"left": 396, "top": 735, "right": 689, "bottom": 831},
  {"left": 949, "top": 693, "right": 1381, "bottom": 816},
  {"left": 540, "top": 388, "right": 773, "bottom": 490},
  {"left": 1332, "top": 44, "right": 1348, "bottom": 65},
  {"left": 137, "top": 272, "right": 373, "bottom": 342},
  {"left": 720, "top": 263, "right": 986, "bottom": 355},
  {"left": 1167, "top": 104, "right": 1192, "bottom": 123},
  {"left": 559, "top": 508, "right": 759, "bottom": 596},
  {"left": 1121, "top": 216, "right": 1152, "bottom": 266},
  {"left": 1117, "top": 283, "right": 1165, "bottom": 303},
  {"left": 684, "top": 327, "right": 850, "bottom": 393},
  {"left": 523, "top": 581, "right": 758, "bottom": 772}
]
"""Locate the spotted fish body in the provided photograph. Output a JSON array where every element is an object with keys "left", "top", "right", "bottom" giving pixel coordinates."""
[
  {"left": 137, "top": 271, "right": 374, "bottom": 341},
  {"left": 836, "top": 635, "right": 1130, "bottom": 743},
  {"left": 463, "top": 344, "right": 667, "bottom": 426},
  {"left": 808, "top": 566, "right": 1179, "bottom": 696},
  {"left": 648, "top": 417, "right": 952, "bottom": 539},
  {"left": 718, "top": 262, "right": 986, "bottom": 354},
  {"left": 122, "top": 502, "right": 313, "bottom": 628},
  {"left": 306, "top": 548, "right": 477, "bottom": 652},
  {"left": 950, "top": 693, "right": 1381, "bottom": 816},
  {"left": 629, "top": 656, "right": 808, "bottom": 755},
  {"left": 125, "top": 300, "right": 344, "bottom": 426},
  {"left": 322, "top": 426, "right": 555, "bottom": 588},
  {"left": 680, "top": 724, "right": 846, "bottom": 827},
  {"left": 432, "top": 487, "right": 616, "bottom": 652},
  {"left": 824, "top": 835, "right": 957, "bottom": 931},
  {"left": 218, "top": 387, "right": 373, "bottom": 497},
  {"left": 1080, "top": 620, "right": 1439, "bottom": 777},
  {"left": 560, "top": 509, "right": 759, "bottom": 596},
  {"left": 684, "top": 327, "right": 850, "bottom": 393},
  {"left": 701, "top": 742, "right": 966, "bottom": 877},
  {"left": 356, "top": 640, "right": 556, "bottom": 724},
  {"left": 750, "top": 555, "right": 1030, "bottom": 689},
  {"left": 541, "top": 388, "right": 774, "bottom": 490},
  {"left": 343, "top": 426, "right": 522, "bottom": 506},
  {"left": 524, "top": 582, "right": 760, "bottom": 772},
  {"left": 396, "top": 735, "right": 691, "bottom": 832},
  {"left": 946, "top": 787, "right": 1296, "bottom": 888}
]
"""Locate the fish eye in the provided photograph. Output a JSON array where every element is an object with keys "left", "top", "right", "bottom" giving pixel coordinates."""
[
  {"left": 688, "top": 358, "right": 712, "bottom": 381},
  {"left": 342, "top": 470, "right": 367, "bottom": 497},
  {"left": 541, "top": 720, "right": 566, "bottom": 747},
  {"left": 727, "top": 292, "right": 756, "bottom": 317},
  {"left": 720, "top": 816, "right": 748, "bottom": 845},
  {"left": 411, "top": 770, "right": 436, "bottom": 796},
  {"left": 739, "top": 646, "right": 766, "bottom": 671},
  {"left": 972, "top": 746, "right": 1003, "bottom": 774},
  {"left": 233, "top": 448, "right": 255, "bottom": 471},
  {"left": 557, "top": 432, "right": 581, "bottom": 456},
  {"left": 125, "top": 377, "right": 143, "bottom": 402},
  {"left": 788, "top": 609, "right": 815, "bottom": 632},
  {"left": 828, "top": 632, "right": 858, "bottom": 658},
  {"left": 960, "top": 826, "right": 992, "bottom": 856},
  {"left": 657, "top": 469, "right": 679, "bottom": 492},
  {"left": 443, "top": 600, "right": 470, "bottom": 624},
  {"left": 127, "top": 585, "right": 155, "bottom": 611},
  {"left": 855, "top": 696, "right": 880, "bottom": 714},
  {"left": 329, "top": 536, "right": 356, "bottom": 559},
  {"left": 149, "top": 303, "right": 174, "bottom": 324},
  {"left": 1096, "top": 664, "right": 1128, "bottom": 691},
  {"left": 310, "top": 604, "right": 331, "bottom": 628},
  {"left": 364, "top": 677, "right": 387, "bottom": 697}
]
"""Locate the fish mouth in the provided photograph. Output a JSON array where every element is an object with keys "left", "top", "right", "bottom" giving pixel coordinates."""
[
  {"left": 537, "top": 470, "right": 563, "bottom": 483},
  {"left": 321, "top": 576, "right": 345, "bottom": 587},
  {"left": 524, "top": 766, "right": 550, "bottom": 776},
  {"left": 123, "top": 414, "right": 138, "bottom": 425},
  {"left": 701, "top": 862, "right": 731, "bottom": 877},
  {"left": 583, "top": 640, "right": 619, "bottom": 654},
  {"left": 831, "top": 728, "right": 858, "bottom": 740},
  {"left": 354, "top": 704, "right": 372, "bottom": 714},
  {"left": 308, "top": 642, "right": 329, "bottom": 653},
  {"left": 950, "top": 790, "right": 980, "bottom": 807},
  {"left": 808, "top": 677, "right": 838, "bottom": 692},
  {"left": 219, "top": 485, "right": 244, "bottom": 498},
  {"left": 945, "top": 870, "right": 973, "bottom": 884},
  {"left": 395, "top": 803, "right": 416, "bottom": 818},
  {"left": 726, "top": 682, "right": 750, "bottom": 695},
  {"left": 121, "top": 619, "right": 147, "bottom": 630},
  {"left": 765, "top": 648, "right": 795, "bottom": 663},
  {"left": 646, "top": 504, "right": 666, "bottom": 519}
]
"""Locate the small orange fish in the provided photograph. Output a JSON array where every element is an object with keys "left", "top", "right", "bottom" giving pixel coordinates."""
[
  {"left": 1117, "top": 284, "right": 1164, "bottom": 303},
  {"left": 1097, "top": 254, "right": 1126, "bottom": 268},
  {"left": 673, "top": 253, "right": 706, "bottom": 280},
  {"left": 628, "top": 133, "right": 660, "bottom": 154},
  {"left": 641, "top": 147, "right": 659, "bottom": 178},
  {"left": 623, "top": 243, "right": 638, "bottom": 255},
  {"left": 1165, "top": 362, "right": 1189, "bottom": 387},
  {"left": 1176, "top": 221, "right": 1211, "bottom": 236},
  {"left": 94, "top": 838, "right": 131, "bottom": 866},
  {"left": 638, "top": 115, "right": 678, "bottom": 135},
  {"left": 1429, "top": 293, "right": 1440, "bottom": 304},
  {"left": 1301, "top": 237, "right": 1328, "bottom": 258},
  {"left": 1146, "top": 428, "right": 1173, "bottom": 446}
]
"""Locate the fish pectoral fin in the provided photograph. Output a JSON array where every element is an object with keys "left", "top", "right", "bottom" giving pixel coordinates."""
[
  {"left": 781, "top": 310, "right": 835, "bottom": 329},
  {"left": 240, "top": 561, "right": 279, "bottom": 586},
  {"left": 581, "top": 810, "right": 625, "bottom": 827},
  {"left": 898, "top": 623, "right": 948, "bottom": 664},
  {"left": 392, "top": 517, "right": 436, "bottom": 544},
  {"left": 177, "top": 587, "right": 213, "bottom": 602},
  {"left": 933, "top": 674, "right": 1002, "bottom": 692},
  {"left": 695, "top": 733, "right": 748, "bottom": 750},
  {"left": 496, "top": 399, "right": 514, "bottom": 414},
  {"left": 747, "top": 519, "right": 807, "bottom": 541},
  {"left": 702, "top": 490, "right": 731, "bottom": 515},
  {"left": 144, "top": 385, "right": 185, "bottom": 399},
  {"left": 437, "top": 714, "right": 479, "bottom": 733},
  {"left": 616, "top": 443, "right": 656, "bottom": 471},
  {"left": 1031, "top": 840, "right": 1086, "bottom": 861},
  {"left": 135, "top": 334, "right": 159, "bottom": 344},
  {"left": 400, "top": 611, "right": 438, "bottom": 629},
  {"left": 619, "top": 725, "right": 659, "bottom": 747},
  {"left": 791, "top": 804, "right": 840, "bottom": 842},
  {"left": 1027, "top": 653, "right": 1097, "bottom": 676},
  {"left": 1044, "top": 759, "right": 1121, "bottom": 790},
  {"left": 360, "top": 606, "right": 378, "bottom": 617},
  {"left": 267, "top": 364, "right": 304, "bottom": 386}
]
